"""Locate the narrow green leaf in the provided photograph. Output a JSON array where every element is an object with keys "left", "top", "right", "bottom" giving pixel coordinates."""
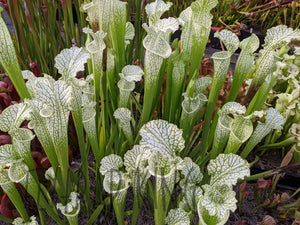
[{"left": 0, "top": 11, "right": 30, "bottom": 100}]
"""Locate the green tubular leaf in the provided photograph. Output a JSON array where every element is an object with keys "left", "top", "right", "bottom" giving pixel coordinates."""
[
  {"left": 139, "top": 120, "right": 185, "bottom": 157},
  {"left": 226, "top": 34, "right": 259, "bottom": 102},
  {"left": 8, "top": 161, "right": 62, "bottom": 224},
  {"left": 57, "top": 192, "right": 80, "bottom": 225},
  {"left": 179, "top": 183, "right": 202, "bottom": 213},
  {"left": 241, "top": 108, "right": 285, "bottom": 158},
  {"left": 180, "top": 0, "right": 217, "bottom": 83},
  {"left": 107, "top": 50, "right": 118, "bottom": 108},
  {"left": 103, "top": 170, "right": 130, "bottom": 225},
  {"left": 114, "top": 108, "right": 133, "bottom": 142},
  {"left": 208, "top": 153, "right": 250, "bottom": 186},
  {"left": 124, "top": 145, "right": 151, "bottom": 191},
  {"left": 81, "top": 0, "right": 113, "bottom": 32},
  {"left": 82, "top": 101, "right": 101, "bottom": 160},
  {"left": 103, "top": 170, "right": 130, "bottom": 197},
  {"left": 180, "top": 93, "right": 207, "bottom": 142},
  {"left": 0, "top": 103, "right": 30, "bottom": 133},
  {"left": 246, "top": 71, "right": 280, "bottom": 115},
  {"left": 0, "top": 11, "right": 30, "bottom": 100},
  {"left": 12, "top": 216, "right": 38, "bottom": 225},
  {"left": 99, "top": 154, "right": 123, "bottom": 175},
  {"left": 0, "top": 165, "right": 30, "bottom": 222},
  {"left": 141, "top": 20, "right": 178, "bottom": 123},
  {"left": 145, "top": 0, "right": 173, "bottom": 26},
  {"left": 166, "top": 208, "right": 190, "bottom": 225},
  {"left": 210, "top": 102, "right": 246, "bottom": 159},
  {"left": 110, "top": 0, "right": 127, "bottom": 73},
  {"left": 26, "top": 76, "right": 72, "bottom": 185},
  {"left": 197, "top": 196, "right": 230, "bottom": 225},
  {"left": 164, "top": 42, "right": 180, "bottom": 121},
  {"left": 25, "top": 99, "right": 58, "bottom": 169},
  {"left": 169, "top": 59, "right": 186, "bottom": 122},
  {"left": 198, "top": 184, "right": 236, "bottom": 223},
  {"left": 246, "top": 26, "right": 300, "bottom": 101},
  {"left": 125, "top": 22, "right": 135, "bottom": 46},
  {"left": 12, "top": 129, "right": 36, "bottom": 176},
  {"left": 179, "top": 0, "right": 217, "bottom": 59},
  {"left": 194, "top": 77, "right": 212, "bottom": 95},
  {"left": 214, "top": 30, "right": 239, "bottom": 54},
  {"left": 8, "top": 160, "right": 29, "bottom": 183},
  {"left": 148, "top": 151, "right": 179, "bottom": 225},
  {"left": 124, "top": 145, "right": 151, "bottom": 225},
  {"left": 120, "top": 65, "right": 144, "bottom": 82},
  {"left": 200, "top": 51, "right": 231, "bottom": 153},
  {"left": 54, "top": 47, "right": 90, "bottom": 80},
  {"left": 224, "top": 116, "right": 253, "bottom": 154},
  {"left": 83, "top": 29, "right": 107, "bottom": 55}
]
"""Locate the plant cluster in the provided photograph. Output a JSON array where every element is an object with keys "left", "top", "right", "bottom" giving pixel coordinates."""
[
  {"left": 213, "top": 0, "right": 300, "bottom": 33},
  {"left": 0, "top": 0, "right": 299, "bottom": 224}
]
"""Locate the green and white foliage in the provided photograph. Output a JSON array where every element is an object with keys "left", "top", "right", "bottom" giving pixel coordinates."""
[
  {"left": 179, "top": 0, "right": 218, "bottom": 59},
  {"left": 0, "top": 103, "right": 30, "bottom": 134},
  {"left": 0, "top": 144, "right": 15, "bottom": 164},
  {"left": 241, "top": 108, "right": 285, "bottom": 158},
  {"left": 117, "top": 65, "right": 144, "bottom": 107},
  {"left": 251, "top": 25, "right": 300, "bottom": 87},
  {"left": 25, "top": 75, "right": 72, "bottom": 149},
  {"left": 99, "top": 154, "right": 123, "bottom": 175},
  {"left": 197, "top": 185, "right": 233, "bottom": 225},
  {"left": 57, "top": 192, "right": 80, "bottom": 225},
  {"left": 194, "top": 77, "right": 212, "bottom": 95},
  {"left": 54, "top": 47, "right": 90, "bottom": 81},
  {"left": 12, "top": 216, "right": 38, "bottom": 225},
  {"left": 145, "top": 0, "right": 173, "bottom": 26},
  {"left": 227, "top": 34, "right": 260, "bottom": 102},
  {"left": 211, "top": 102, "right": 246, "bottom": 158},
  {"left": 224, "top": 115, "right": 253, "bottom": 154},
  {"left": 207, "top": 154, "right": 250, "bottom": 186},
  {"left": 120, "top": 65, "right": 144, "bottom": 82},
  {"left": 0, "top": 100, "right": 37, "bottom": 173},
  {"left": 166, "top": 208, "right": 190, "bottom": 225},
  {"left": 125, "top": 22, "right": 135, "bottom": 47},
  {"left": 139, "top": 119, "right": 185, "bottom": 157},
  {"left": 124, "top": 145, "right": 151, "bottom": 194},
  {"left": 214, "top": 30, "right": 239, "bottom": 55},
  {"left": 178, "top": 158, "right": 203, "bottom": 212},
  {"left": 83, "top": 28, "right": 107, "bottom": 59},
  {"left": 100, "top": 120, "right": 250, "bottom": 225},
  {"left": 180, "top": 93, "right": 207, "bottom": 141},
  {"left": 113, "top": 108, "right": 133, "bottom": 142},
  {"left": 100, "top": 154, "right": 130, "bottom": 205},
  {"left": 195, "top": 154, "right": 249, "bottom": 225},
  {"left": 0, "top": 9, "right": 30, "bottom": 99},
  {"left": 81, "top": 0, "right": 113, "bottom": 32}
]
